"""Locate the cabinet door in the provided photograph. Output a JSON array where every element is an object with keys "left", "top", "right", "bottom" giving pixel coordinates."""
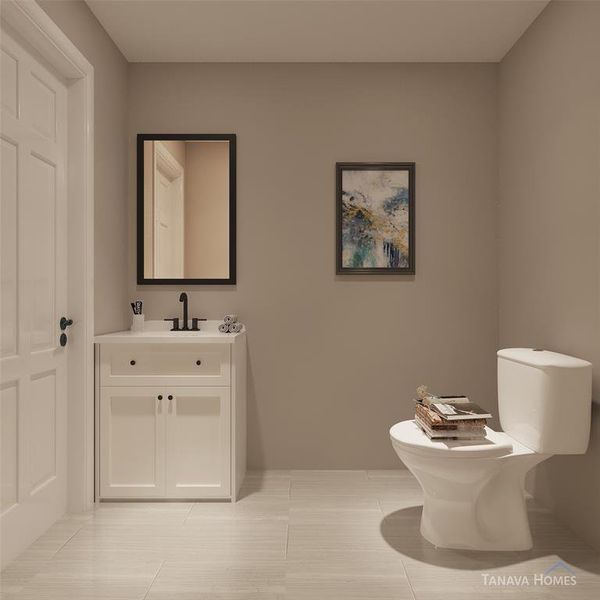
[
  {"left": 100, "top": 387, "right": 165, "bottom": 498},
  {"left": 166, "top": 387, "right": 231, "bottom": 498}
]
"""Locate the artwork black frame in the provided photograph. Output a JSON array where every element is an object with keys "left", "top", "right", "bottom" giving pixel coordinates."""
[
  {"left": 336, "top": 162, "right": 415, "bottom": 275},
  {"left": 137, "top": 133, "right": 237, "bottom": 285}
]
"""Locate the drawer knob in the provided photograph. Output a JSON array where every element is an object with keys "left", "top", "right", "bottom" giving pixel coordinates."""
[
  {"left": 130, "top": 360, "right": 136, "bottom": 366},
  {"left": 168, "top": 395, "right": 173, "bottom": 401},
  {"left": 157, "top": 395, "right": 163, "bottom": 400},
  {"left": 196, "top": 360, "right": 201, "bottom": 366}
]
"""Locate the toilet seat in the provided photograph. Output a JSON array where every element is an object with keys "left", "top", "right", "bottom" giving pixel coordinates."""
[{"left": 390, "top": 420, "right": 521, "bottom": 459}]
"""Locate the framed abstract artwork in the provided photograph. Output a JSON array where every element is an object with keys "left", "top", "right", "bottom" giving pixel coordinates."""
[{"left": 336, "top": 162, "right": 415, "bottom": 274}]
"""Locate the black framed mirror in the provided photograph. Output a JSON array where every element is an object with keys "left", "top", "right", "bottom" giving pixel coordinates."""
[{"left": 137, "top": 133, "right": 236, "bottom": 285}]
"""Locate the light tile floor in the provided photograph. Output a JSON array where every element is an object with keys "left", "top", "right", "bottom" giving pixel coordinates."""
[{"left": 1, "top": 470, "right": 599, "bottom": 599}]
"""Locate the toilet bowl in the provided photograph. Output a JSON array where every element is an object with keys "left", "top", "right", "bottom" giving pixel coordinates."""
[
  {"left": 390, "top": 348, "right": 592, "bottom": 551},
  {"left": 390, "top": 420, "right": 548, "bottom": 550}
]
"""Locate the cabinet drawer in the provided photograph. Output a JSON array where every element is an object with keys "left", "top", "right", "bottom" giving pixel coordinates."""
[{"left": 100, "top": 344, "right": 230, "bottom": 386}]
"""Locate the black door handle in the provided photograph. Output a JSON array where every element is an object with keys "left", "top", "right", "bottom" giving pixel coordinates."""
[{"left": 60, "top": 317, "right": 73, "bottom": 331}]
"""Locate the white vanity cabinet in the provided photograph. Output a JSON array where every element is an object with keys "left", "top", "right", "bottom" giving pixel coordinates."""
[{"left": 95, "top": 323, "right": 246, "bottom": 501}]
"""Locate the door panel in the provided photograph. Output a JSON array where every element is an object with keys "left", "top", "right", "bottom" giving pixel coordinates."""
[
  {"left": 153, "top": 142, "right": 184, "bottom": 278},
  {"left": 28, "top": 372, "right": 57, "bottom": 493},
  {"left": 0, "top": 28, "right": 68, "bottom": 567},
  {"left": 0, "top": 136, "right": 18, "bottom": 358},
  {"left": 27, "top": 153, "right": 57, "bottom": 351},
  {"left": 155, "top": 171, "right": 171, "bottom": 277},
  {"left": 1, "top": 382, "right": 19, "bottom": 513},
  {"left": 1, "top": 47, "right": 18, "bottom": 117},
  {"left": 27, "top": 72, "right": 57, "bottom": 141},
  {"left": 166, "top": 387, "right": 230, "bottom": 498},
  {"left": 100, "top": 387, "right": 165, "bottom": 498}
]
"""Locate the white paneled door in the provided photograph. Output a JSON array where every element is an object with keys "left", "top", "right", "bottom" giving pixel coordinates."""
[
  {"left": 153, "top": 142, "right": 184, "bottom": 279},
  {"left": 1, "top": 28, "right": 68, "bottom": 563}
]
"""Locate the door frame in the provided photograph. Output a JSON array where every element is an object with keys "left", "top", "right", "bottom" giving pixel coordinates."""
[{"left": 1, "top": 0, "right": 95, "bottom": 513}]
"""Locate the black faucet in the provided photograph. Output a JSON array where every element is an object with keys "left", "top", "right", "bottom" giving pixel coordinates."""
[
  {"left": 164, "top": 292, "right": 207, "bottom": 331},
  {"left": 179, "top": 292, "right": 189, "bottom": 330}
]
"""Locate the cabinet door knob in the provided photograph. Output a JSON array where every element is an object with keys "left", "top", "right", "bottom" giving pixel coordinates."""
[
  {"left": 157, "top": 395, "right": 163, "bottom": 400},
  {"left": 196, "top": 360, "right": 201, "bottom": 366},
  {"left": 130, "top": 360, "right": 136, "bottom": 366},
  {"left": 168, "top": 395, "right": 173, "bottom": 401}
]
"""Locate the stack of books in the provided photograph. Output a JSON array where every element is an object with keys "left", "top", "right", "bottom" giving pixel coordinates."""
[{"left": 415, "top": 396, "right": 492, "bottom": 440}]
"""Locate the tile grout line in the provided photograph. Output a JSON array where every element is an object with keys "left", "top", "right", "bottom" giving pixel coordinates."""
[
  {"left": 10, "top": 521, "right": 87, "bottom": 586},
  {"left": 399, "top": 556, "right": 418, "bottom": 600},
  {"left": 142, "top": 559, "right": 165, "bottom": 600},
  {"left": 182, "top": 503, "right": 194, "bottom": 525},
  {"left": 49, "top": 522, "right": 87, "bottom": 559},
  {"left": 284, "top": 522, "right": 290, "bottom": 559}
]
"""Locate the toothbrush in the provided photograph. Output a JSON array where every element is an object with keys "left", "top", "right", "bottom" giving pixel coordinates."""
[{"left": 131, "top": 301, "right": 143, "bottom": 315}]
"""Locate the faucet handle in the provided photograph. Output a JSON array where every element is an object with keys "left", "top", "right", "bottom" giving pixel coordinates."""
[
  {"left": 191, "top": 317, "right": 207, "bottom": 331},
  {"left": 164, "top": 317, "right": 180, "bottom": 331}
]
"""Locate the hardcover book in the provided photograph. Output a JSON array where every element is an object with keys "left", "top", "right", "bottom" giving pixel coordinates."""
[
  {"left": 415, "top": 403, "right": 487, "bottom": 429},
  {"left": 430, "top": 401, "right": 492, "bottom": 421},
  {"left": 415, "top": 417, "right": 486, "bottom": 440}
]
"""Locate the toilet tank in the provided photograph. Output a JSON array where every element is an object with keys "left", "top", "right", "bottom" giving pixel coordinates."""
[{"left": 497, "top": 348, "right": 592, "bottom": 454}]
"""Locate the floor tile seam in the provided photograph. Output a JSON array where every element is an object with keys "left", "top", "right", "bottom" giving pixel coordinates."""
[
  {"left": 182, "top": 503, "right": 195, "bottom": 526},
  {"left": 398, "top": 554, "right": 418, "bottom": 600},
  {"left": 45, "top": 524, "right": 87, "bottom": 562},
  {"left": 142, "top": 559, "right": 165, "bottom": 600},
  {"left": 284, "top": 523, "right": 290, "bottom": 560}
]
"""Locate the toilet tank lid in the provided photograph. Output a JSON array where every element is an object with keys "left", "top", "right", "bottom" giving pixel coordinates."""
[{"left": 498, "top": 348, "right": 591, "bottom": 369}]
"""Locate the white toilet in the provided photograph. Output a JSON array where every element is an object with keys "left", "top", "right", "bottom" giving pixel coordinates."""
[{"left": 390, "top": 348, "right": 592, "bottom": 551}]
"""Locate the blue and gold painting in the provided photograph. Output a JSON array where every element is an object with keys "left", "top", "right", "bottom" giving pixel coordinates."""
[{"left": 338, "top": 165, "right": 414, "bottom": 272}]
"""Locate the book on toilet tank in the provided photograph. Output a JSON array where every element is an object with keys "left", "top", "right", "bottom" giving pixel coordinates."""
[{"left": 430, "top": 401, "right": 492, "bottom": 421}]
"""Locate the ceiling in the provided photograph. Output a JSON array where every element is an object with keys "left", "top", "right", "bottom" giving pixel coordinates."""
[{"left": 85, "top": 0, "right": 549, "bottom": 63}]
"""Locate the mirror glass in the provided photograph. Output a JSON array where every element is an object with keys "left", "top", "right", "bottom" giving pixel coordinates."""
[{"left": 137, "top": 135, "right": 235, "bottom": 284}]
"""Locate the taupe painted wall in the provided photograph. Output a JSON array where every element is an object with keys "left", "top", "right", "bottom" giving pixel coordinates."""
[
  {"left": 499, "top": 1, "right": 600, "bottom": 550},
  {"left": 129, "top": 63, "right": 499, "bottom": 468},
  {"left": 184, "top": 141, "right": 230, "bottom": 279},
  {"left": 37, "top": 0, "right": 600, "bottom": 549},
  {"left": 39, "top": 0, "right": 130, "bottom": 335}
]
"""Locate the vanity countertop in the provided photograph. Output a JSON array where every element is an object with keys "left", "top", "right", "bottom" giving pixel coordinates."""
[{"left": 94, "top": 320, "right": 245, "bottom": 344}]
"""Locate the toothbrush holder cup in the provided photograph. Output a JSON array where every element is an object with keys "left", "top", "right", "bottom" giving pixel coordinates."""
[{"left": 131, "top": 314, "right": 145, "bottom": 333}]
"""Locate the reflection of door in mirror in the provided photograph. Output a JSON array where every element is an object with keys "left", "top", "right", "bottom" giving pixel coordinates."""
[{"left": 146, "top": 141, "right": 185, "bottom": 278}]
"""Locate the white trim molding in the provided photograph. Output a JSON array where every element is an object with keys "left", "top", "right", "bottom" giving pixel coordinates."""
[{"left": 1, "top": 0, "right": 95, "bottom": 513}]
